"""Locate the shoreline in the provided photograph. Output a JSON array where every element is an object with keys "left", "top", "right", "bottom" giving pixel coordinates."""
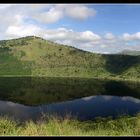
[{"left": 0, "top": 75, "right": 139, "bottom": 83}]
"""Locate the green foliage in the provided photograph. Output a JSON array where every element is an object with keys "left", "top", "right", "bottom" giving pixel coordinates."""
[
  {"left": 0, "top": 36, "right": 140, "bottom": 80},
  {"left": 0, "top": 114, "right": 139, "bottom": 136}
]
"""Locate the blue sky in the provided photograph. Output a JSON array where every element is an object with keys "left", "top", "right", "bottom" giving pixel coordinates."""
[
  {"left": 45, "top": 4, "right": 140, "bottom": 35},
  {"left": 1, "top": 4, "right": 140, "bottom": 53}
]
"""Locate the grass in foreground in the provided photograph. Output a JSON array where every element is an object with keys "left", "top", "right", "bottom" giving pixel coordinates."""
[{"left": 0, "top": 113, "right": 140, "bottom": 136}]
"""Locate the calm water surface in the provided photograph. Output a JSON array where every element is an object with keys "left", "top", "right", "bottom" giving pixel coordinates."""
[{"left": 0, "top": 77, "right": 140, "bottom": 122}]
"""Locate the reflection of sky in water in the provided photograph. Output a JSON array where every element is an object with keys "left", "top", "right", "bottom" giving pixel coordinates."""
[{"left": 0, "top": 95, "right": 140, "bottom": 122}]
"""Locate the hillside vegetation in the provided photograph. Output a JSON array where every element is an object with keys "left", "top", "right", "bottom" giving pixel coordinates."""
[{"left": 0, "top": 36, "right": 140, "bottom": 80}]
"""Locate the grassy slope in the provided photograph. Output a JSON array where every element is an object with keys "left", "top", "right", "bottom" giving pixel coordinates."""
[
  {"left": 0, "top": 113, "right": 140, "bottom": 136},
  {"left": 0, "top": 36, "right": 140, "bottom": 79}
]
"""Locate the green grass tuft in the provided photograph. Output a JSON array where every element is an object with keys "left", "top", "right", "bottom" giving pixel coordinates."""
[{"left": 0, "top": 114, "right": 139, "bottom": 136}]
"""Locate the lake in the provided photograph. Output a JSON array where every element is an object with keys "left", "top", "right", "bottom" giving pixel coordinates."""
[{"left": 0, "top": 77, "right": 140, "bottom": 122}]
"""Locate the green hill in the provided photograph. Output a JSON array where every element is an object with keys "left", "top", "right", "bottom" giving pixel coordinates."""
[
  {"left": 0, "top": 36, "right": 140, "bottom": 80},
  {"left": 120, "top": 49, "right": 140, "bottom": 56}
]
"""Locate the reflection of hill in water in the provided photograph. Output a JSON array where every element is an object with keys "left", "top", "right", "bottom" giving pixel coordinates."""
[
  {"left": 0, "top": 77, "right": 140, "bottom": 106},
  {"left": 1, "top": 95, "right": 140, "bottom": 122}
]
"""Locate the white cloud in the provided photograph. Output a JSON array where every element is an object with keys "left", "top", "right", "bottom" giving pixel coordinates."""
[
  {"left": 80, "top": 31, "right": 101, "bottom": 41},
  {"left": 65, "top": 5, "right": 96, "bottom": 20},
  {"left": 42, "top": 28, "right": 101, "bottom": 50},
  {"left": 100, "top": 44, "right": 107, "bottom": 48},
  {"left": 33, "top": 7, "right": 63, "bottom": 24},
  {"left": 0, "top": 4, "right": 97, "bottom": 26},
  {"left": 133, "top": 32, "right": 140, "bottom": 40},
  {"left": 122, "top": 33, "right": 131, "bottom": 41},
  {"left": 122, "top": 32, "right": 140, "bottom": 41},
  {"left": 5, "top": 14, "right": 42, "bottom": 38},
  {"left": 6, "top": 24, "right": 42, "bottom": 38},
  {"left": 43, "top": 28, "right": 100, "bottom": 42},
  {"left": 104, "top": 33, "right": 115, "bottom": 40},
  {"left": 30, "top": 4, "right": 97, "bottom": 23}
]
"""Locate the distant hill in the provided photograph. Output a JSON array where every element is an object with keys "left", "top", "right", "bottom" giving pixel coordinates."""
[
  {"left": 0, "top": 36, "right": 140, "bottom": 80},
  {"left": 120, "top": 49, "right": 140, "bottom": 56}
]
